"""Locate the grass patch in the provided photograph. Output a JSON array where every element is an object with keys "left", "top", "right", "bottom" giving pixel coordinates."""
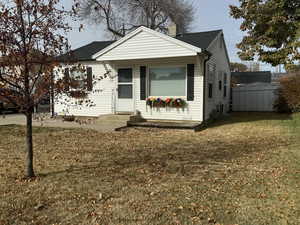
[
  {"left": 0, "top": 124, "right": 70, "bottom": 136},
  {"left": 0, "top": 113, "right": 299, "bottom": 225}
]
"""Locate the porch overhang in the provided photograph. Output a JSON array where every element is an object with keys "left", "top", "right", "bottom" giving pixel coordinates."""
[{"left": 96, "top": 53, "right": 200, "bottom": 62}]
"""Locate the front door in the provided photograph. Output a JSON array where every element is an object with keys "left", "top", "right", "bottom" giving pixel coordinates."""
[{"left": 117, "top": 68, "right": 134, "bottom": 113}]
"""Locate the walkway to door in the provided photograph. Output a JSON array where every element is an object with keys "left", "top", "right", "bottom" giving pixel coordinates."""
[{"left": 0, "top": 114, "right": 130, "bottom": 132}]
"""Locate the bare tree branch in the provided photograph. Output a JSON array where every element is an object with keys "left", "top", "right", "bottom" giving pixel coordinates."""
[{"left": 73, "top": 0, "right": 194, "bottom": 38}]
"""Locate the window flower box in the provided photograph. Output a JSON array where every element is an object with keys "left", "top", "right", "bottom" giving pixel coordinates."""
[{"left": 146, "top": 97, "right": 186, "bottom": 108}]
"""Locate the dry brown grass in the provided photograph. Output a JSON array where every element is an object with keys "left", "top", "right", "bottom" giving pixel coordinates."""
[{"left": 0, "top": 113, "right": 299, "bottom": 225}]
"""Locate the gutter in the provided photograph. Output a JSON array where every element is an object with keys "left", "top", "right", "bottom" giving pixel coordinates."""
[{"left": 199, "top": 50, "right": 212, "bottom": 123}]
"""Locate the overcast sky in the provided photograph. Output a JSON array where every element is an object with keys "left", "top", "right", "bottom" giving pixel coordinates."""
[{"left": 61, "top": 0, "right": 276, "bottom": 71}]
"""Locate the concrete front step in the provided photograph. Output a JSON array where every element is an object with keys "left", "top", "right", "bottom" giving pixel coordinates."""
[{"left": 127, "top": 120, "right": 203, "bottom": 131}]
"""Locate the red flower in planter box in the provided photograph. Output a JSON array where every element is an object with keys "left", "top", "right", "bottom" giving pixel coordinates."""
[{"left": 146, "top": 97, "right": 186, "bottom": 108}]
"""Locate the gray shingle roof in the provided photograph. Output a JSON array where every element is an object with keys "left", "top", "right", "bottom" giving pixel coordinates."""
[
  {"left": 175, "top": 30, "right": 222, "bottom": 50},
  {"left": 59, "top": 29, "right": 222, "bottom": 62},
  {"left": 232, "top": 71, "right": 272, "bottom": 84},
  {"left": 59, "top": 41, "right": 115, "bottom": 62}
]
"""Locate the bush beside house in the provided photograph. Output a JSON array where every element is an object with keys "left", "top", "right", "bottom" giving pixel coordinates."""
[{"left": 274, "top": 72, "right": 300, "bottom": 113}]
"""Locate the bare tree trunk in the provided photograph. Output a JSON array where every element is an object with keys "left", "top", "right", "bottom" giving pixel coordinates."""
[
  {"left": 50, "top": 71, "right": 55, "bottom": 117},
  {"left": 25, "top": 112, "right": 35, "bottom": 178}
]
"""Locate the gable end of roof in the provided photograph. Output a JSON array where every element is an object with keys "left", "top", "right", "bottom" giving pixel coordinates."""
[{"left": 92, "top": 26, "right": 203, "bottom": 59}]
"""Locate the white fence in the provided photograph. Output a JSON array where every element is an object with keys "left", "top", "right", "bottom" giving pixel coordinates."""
[{"left": 232, "top": 83, "right": 279, "bottom": 112}]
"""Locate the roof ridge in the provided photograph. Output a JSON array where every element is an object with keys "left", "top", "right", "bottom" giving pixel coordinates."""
[
  {"left": 92, "top": 40, "right": 115, "bottom": 43},
  {"left": 177, "top": 29, "right": 223, "bottom": 36}
]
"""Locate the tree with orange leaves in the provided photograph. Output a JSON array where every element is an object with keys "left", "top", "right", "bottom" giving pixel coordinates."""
[{"left": 0, "top": 0, "right": 73, "bottom": 178}]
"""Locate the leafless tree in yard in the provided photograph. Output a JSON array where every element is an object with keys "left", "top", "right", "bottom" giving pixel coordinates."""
[
  {"left": 0, "top": 0, "right": 82, "bottom": 178},
  {"left": 73, "top": 0, "right": 194, "bottom": 39}
]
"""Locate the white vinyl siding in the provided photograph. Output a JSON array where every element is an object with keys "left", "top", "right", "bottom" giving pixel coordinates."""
[
  {"left": 204, "top": 34, "right": 231, "bottom": 120},
  {"left": 55, "top": 56, "right": 204, "bottom": 121},
  {"left": 96, "top": 30, "right": 197, "bottom": 61},
  {"left": 54, "top": 62, "right": 115, "bottom": 117}
]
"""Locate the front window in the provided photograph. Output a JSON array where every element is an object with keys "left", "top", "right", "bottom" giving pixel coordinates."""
[
  {"left": 149, "top": 66, "right": 186, "bottom": 96},
  {"left": 70, "top": 69, "right": 86, "bottom": 89}
]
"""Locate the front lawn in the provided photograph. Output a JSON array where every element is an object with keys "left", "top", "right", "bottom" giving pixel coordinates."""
[{"left": 0, "top": 113, "right": 299, "bottom": 225}]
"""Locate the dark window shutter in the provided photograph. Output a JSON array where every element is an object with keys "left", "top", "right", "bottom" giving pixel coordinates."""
[
  {"left": 140, "top": 66, "right": 146, "bottom": 100},
  {"left": 187, "top": 64, "right": 195, "bottom": 101},
  {"left": 219, "top": 80, "right": 222, "bottom": 90},
  {"left": 224, "top": 85, "right": 227, "bottom": 97},
  {"left": 87, "top": 67, "right": 93, "bottom": 91},
  {"left": 64, "top": 68, "right": 70, "bottom": 91}
]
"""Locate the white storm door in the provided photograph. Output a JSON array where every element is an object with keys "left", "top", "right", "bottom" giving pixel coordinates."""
[{"left": 117, "top": 68, "right": 134, "bottom": 112}]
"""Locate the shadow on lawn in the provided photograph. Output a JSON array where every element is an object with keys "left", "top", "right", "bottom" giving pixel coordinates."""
[
  {"left": 208, "top": 112, "right": 292, "bottom": 128},
  {"left": 41, "top": 129, "right": 287, "bottom": 180}
]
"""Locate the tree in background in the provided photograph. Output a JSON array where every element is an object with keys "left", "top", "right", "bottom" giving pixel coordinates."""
[
  {"left": 230, "top": 62, "right": 248, "bottom": 72},
  {"left": 230, "top": 0, "right": 300, "bottom": 67},
  {"left": 285, "top": 64, "right": 300, "bottom": 73},
  {"left": 0, "top": 0, "right": 72, "bottom": 178},
  {"left": 73, "top": 0, "right": 194, "bottom": 39}
]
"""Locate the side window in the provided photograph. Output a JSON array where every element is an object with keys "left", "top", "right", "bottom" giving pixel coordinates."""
[
  {"left": 209, "top": 83, "right": 213, "bottom": 99},
  {"left": 218, "top": 71, "right": 222, "bottom": 91},
  {"left": 223, "top": 73, "right": 228, "bottom": 97},
  {"left": 224, "top": 86, "right": 227, "bottom": 98}
]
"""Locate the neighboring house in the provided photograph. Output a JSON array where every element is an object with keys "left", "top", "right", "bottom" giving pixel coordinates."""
[
  {"left": 231, "top": 71, "right": 272, "bottom": 85},
  {"left": 0, "top": 52, "right": 50, "bottom": 113},
  {"left": 55, "top": 26, "right": 231, "bottom": 122}
]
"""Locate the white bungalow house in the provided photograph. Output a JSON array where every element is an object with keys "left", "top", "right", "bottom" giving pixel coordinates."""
[{"left": 55, "top": 26, "right": 231, "bottom": 122}]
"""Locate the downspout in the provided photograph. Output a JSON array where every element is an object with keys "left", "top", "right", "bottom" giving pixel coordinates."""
[{"left": 199, "top": 50, "right": 212, "bottom": 122}]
